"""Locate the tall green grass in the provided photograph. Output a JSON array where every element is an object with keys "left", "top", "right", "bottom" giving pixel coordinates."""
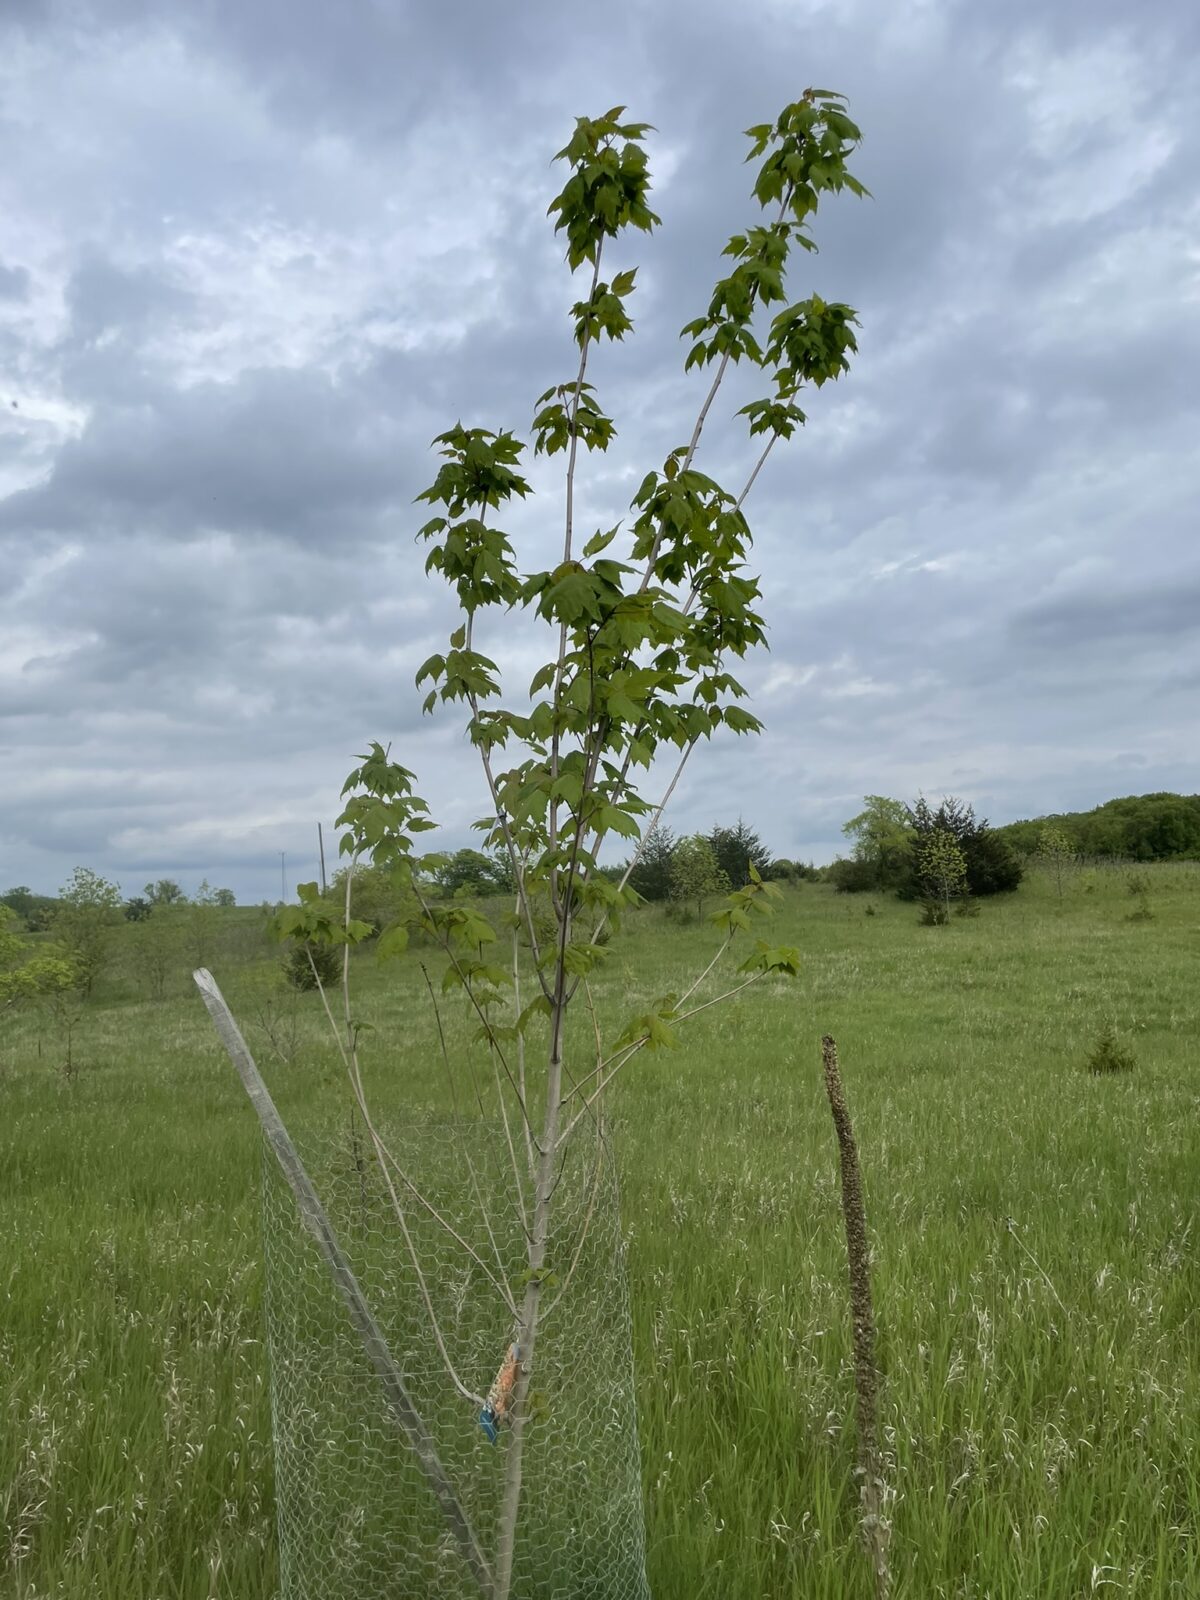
[{"left": 2, "top": 864, "right": 1198, "bottom": 1597}]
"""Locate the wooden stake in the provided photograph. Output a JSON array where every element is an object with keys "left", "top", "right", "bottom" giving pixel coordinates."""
[{"left": 821, "top": 1034, "right": 891, "bottom": 1600}]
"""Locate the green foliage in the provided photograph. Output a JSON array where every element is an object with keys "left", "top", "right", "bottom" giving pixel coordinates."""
[
  {"left": 841, "top": 795, "right": 911, "bottom": 891},
  {"left": 1, "top": 885, "right": 35, "bottom": 918},
  {"left": 996, "top": 791, "right": 1200, "bottom": 863},
  {"left": 55, "top": 866, "right": 123, "bottom": 997},
  {"left": 326, "top": 91, "right": 865, "bottom": 1077},
  {"left": 916, "top": 829, "right": 967, "bottom": 922},
  {"left": 1125, "top": 873, "right": 1155, "bottom": 923},
  {"left": 1085, "top": 1022, "right": 1136, "bottom": 1075},
  {"left": 265, "top": 94, "right": 864, "bottom": 1579},
  {"left": 325, "top": 862, "right": 417, "bottom": 939},
  {"left": 904, "top": 797, "right": 1022, "bottom": 900},
  {"left": 827, "top": 856, "right": 879, "bottom": 894},
  {"left": 431, "top": 848, "right": 515, "bottom": 898},
  {"left": 964, "top": 828, "right": 1024, "bottom": 896},
  {"left": 284, "top": 939, "right": 342, "bottom": 993},
  {"left": 0, "top": 905, "right": 79, "bottom": 1008},
  {"left": 273, "top": 881, "right": 374, "bottom": 953},
  {"left": 127, "top": 906, "right": 185, "bottom": 1001},
  {"left": 145, "top": 878, "right": 187, "bottom": 906},
  {"left": 669, "top": 835, "right": 730, "bottom": 918},
  {"left": 707, "top": 819, "right": 772, "bottom": 888},
  {"left": 1036, "top": 824, "right": 1076, "bottom": 899},
  {"left": 124, "top": 896, "right": 152, "bottom": 922},
  {"left": 8, "top": 871, "right": 1200, "bottom": 1597},
  {"left": 2, "top": 886, "right": 59, "bottom": 933},
  {"left": 184, "top": 881, "right": 223, "bottom": 971},
  {"left": 625, "top": 823, "right": 676, "bottom": 903}
]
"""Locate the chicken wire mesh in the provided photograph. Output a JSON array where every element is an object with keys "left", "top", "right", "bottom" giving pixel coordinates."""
[{"left": 261, "top": 1112, "right": 650, "bottom": 1600}]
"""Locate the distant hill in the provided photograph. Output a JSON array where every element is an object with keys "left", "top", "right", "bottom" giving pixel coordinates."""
[{"left": 995, "top": 792, "right": 1200, "bottom": 862}]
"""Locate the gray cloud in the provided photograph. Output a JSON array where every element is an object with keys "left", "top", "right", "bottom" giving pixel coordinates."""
[
  {"left": 0, "top": 362, "right": 434, "bottom": 546},
  {"left": 0, "top": 262, "right": 30, "bottom": 300},
  {"left": 2, "top": 0, "right": 1198, "bottom": 902}
]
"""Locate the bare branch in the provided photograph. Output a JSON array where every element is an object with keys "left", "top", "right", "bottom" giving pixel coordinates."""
[
  {"left": 512, "top": 913, "right": 536, "bottom": 1181},
  {"left": 306, "top": 947, "right": 511, "bottom": 1383},
  {"left": 421, "top": 962, "right": 515, "bottom": 1304},
  {"left": 542, "top": 1133, "right": 606, "bottom": 1323},
  {"left": 556, "top": 971, "right": 768, "bottom": 1150},
  {"left": 412, "top": 884, "right": 537, "bottom": 1148},
  {"left": 737, "top": 432, "right": 778, "bottom": 509}
]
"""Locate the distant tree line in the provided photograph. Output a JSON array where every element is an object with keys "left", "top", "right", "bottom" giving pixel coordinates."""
[
  {"left": 993, "top": 792, "right": 1200, "bottom": 863},
  {"left": 829, "top": 794, "right": 1024, "bottom": 902},
  {"left": 623, "top": 819, "right": 817, "bottom": 905},
  {"left": 1, "top": 872, "right": 242, "bottom": 1001}
]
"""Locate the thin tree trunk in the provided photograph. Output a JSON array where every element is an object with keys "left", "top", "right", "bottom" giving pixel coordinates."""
[{"left": 492, "top": 982, "right": 568, "bottom": 1599}]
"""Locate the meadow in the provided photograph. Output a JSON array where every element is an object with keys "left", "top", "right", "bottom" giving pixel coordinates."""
[{"left": 2, "top": 863, "right": 1198, "bottom": 1598}]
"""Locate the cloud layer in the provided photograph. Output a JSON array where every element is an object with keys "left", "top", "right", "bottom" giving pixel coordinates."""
[{"left": 3, "top": 0, "right": 1198, "bottom": 900}]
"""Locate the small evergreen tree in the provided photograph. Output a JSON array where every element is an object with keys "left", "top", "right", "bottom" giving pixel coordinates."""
[
  {"left": 904, "top": 796, "right": 1022, "bottom": 899},
  {"left": 625, "top": 823, "right": 676, "bottom": 903},
  {"left": 708, "top": 819, "right": 772, "bottom": 887},
  {"left": 1085, "top": 1022, "right": 1136, "bottom": 1075}
]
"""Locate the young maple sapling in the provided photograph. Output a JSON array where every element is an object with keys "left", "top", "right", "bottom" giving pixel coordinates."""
[{"left": 205, "top": 88, "right": 867, "bottom": 1598}]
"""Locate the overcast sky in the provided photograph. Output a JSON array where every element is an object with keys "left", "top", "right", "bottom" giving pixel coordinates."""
[{"left": 2, "top": 0, "right": 1198, "bottom": 903}]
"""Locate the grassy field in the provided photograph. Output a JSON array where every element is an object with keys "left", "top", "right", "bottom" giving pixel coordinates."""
[{"left": 2, "top": 864, "right": 1198, "bottom": 1598}]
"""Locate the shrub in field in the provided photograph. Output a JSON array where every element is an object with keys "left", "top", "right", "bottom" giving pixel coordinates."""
[
  {"left": 670, "top": 833, "right": 731, "bottom": 918},
  {"left": 828, "top": 856, "right": 878, "bottom": 894},
  {"left": 54, "top": 866, "right": 123, "bottom": 996},
  {"left": 0, "top": 905, "right": 78, "bottom": 1009},
  {"left": 1085, "top": 1022, "right": 1136, "bottom": 1075},
  {"left": 201, "top": 88, "right": 865, "bottom": 1600},
  {"left": 283, "top": 937, "right": 342, "bottom": 992},
  {"left": 128, "top": 906, "right": 185, "bottom": 1000},
  {"left": 903, "top": 797, "right": 1022, "bottom": 899},
  {"left": 1036, "top": 823, "right": 1076, "bottom": 898},
  {"left": 915, "top": 829, "right": 967, "bottom": 924},
  {"left": 1124, "top": 872, "right": 1155, "bottom": 922}
]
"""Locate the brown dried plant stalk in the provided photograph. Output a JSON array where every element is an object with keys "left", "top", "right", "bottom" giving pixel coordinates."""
[{"left": 820, "top": 1034, "right": 891, "bottom": 1600}]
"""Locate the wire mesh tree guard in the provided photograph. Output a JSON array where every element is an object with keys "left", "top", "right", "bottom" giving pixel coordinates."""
[{"left": 197, "top": 969, "right": 649, "bottom": 1600}]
